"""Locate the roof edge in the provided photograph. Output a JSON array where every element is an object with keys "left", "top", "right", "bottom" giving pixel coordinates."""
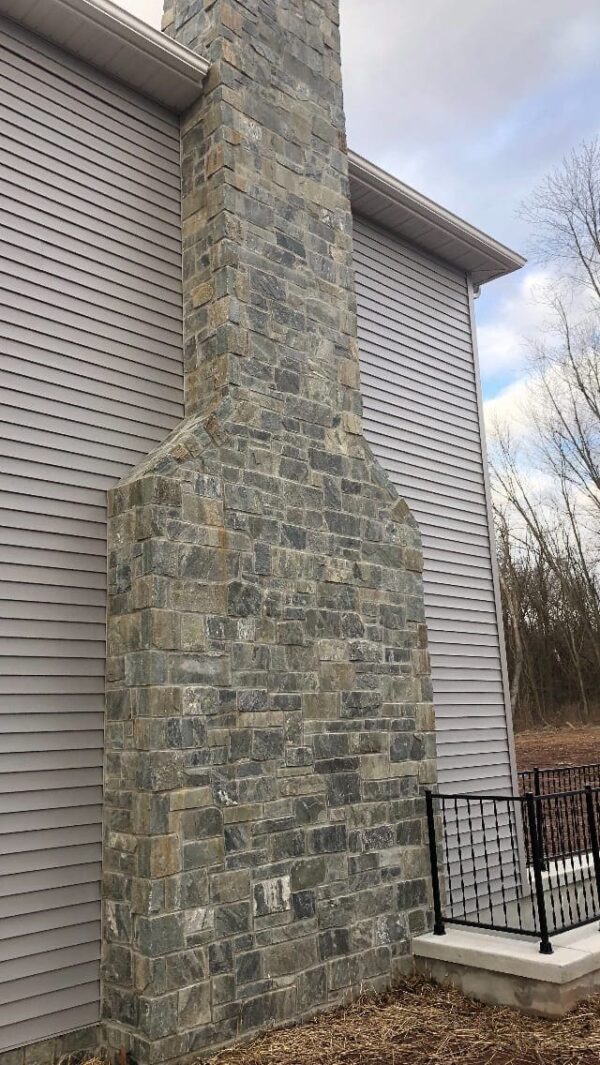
[
  {"left": 0, "top": 0, "right": 209, "bottom": 111},
  {"left": 67, "top": 0, "right": 210, "bottom": 79},
  {"left": 349, "top": 151, "right": 526, "bottom": 285}
]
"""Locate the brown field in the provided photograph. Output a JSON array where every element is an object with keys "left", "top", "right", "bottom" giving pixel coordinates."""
[{"left": 514, "top": 725, "right": 600, "bottom": 772}]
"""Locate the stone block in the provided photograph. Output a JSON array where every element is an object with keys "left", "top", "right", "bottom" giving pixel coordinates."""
[{"left": 178, "top": 982, "right": 211, "bottom": 1029}]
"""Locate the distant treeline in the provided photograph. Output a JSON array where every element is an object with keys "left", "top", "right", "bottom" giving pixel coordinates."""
[{"left": 490, "top": 140, "right": 600, "bottom": 731}]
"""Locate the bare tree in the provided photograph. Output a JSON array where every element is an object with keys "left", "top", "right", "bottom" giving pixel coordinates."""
[{"left": 490, "top": 139, "right": 600, "bottom": 728}]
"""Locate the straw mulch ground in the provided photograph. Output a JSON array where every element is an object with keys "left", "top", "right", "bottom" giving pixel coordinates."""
[
  {"left": 82, "top": 979, "right": 600, "bottom": 1065},
  {"left": 205, "top": 980, "right": 600, "bottom": 1065}
]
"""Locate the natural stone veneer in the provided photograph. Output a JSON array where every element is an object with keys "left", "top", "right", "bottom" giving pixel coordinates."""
[{"left": 102, "top": 0, "right": 437, "bottom": 1061}]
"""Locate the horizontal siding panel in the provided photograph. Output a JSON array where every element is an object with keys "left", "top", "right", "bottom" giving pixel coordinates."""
[
  {"left": 0, "top": 178, "right": 180, "bottom": 270},
  {"left": 0, "top": 864, "right": 100, "bottom": 899},
  {"left": 357, "top": 283, "right": 473, "bottom": 347},
  {"left": 357, "top": 303, "right": 474, "bottom": 364},
  {"left": 0, "top": 805, "right": 102, "bottom": 835},
  {"left": 1, "top": 405, "right": 162, "bottom": 463},
  {"left": 2, "top": 960, "right": 100, "bottom": 1008},
  {"left": 0, "top": 784, "right": 102, "bottom": 810},
  {"left": 0, "top": 711, "right": 103, "bottom": 736},
  {"left": 1, "top": 221, "right": 181, "bottom": 306},
  {"left": 2, "top": 365, "right": 180, "bottom": 425},
  {"left": 359, "top": 423, "right": 486, "bottom": 491},
  {"left": 0, "top": 528, "right": 107, "bottom": 559},
  {"left": 0, "top": 476, "right": 106, "bottom": 513},
  {"left": 1, "top": 848, "right": 102, "bottom": 878},
  {"left": 1, "top": 440, "right": 130, "bottom": 486},
  {"left": 0, "top": 510, "right": 106, "bottom": 544},
  {"left": 1, "top": 323, "right": 184, "bottom": 387},
  {"left": 0, "top": 974, "right": 99, "bottom": 1019},
  {"left": 0, "top": 659, "right": 105, "bottom": 677},
  {"left": 0, "top": 618, "right": 105, "bottom": 639},
  {"left": 353, "top": 215, "right": 514, "bottom": 811},
  {"left": 0, "top": 544, "right": 106, "bottom": 573},
  {"left": 353, "top": 225, "right": 469, "bottom": 300},
  {"left": 0, "top": 206, "right": 180, "bottom": 295},
  {"left": 0, "top": 883, "right": 100, "bottom": 920},
  {"left": 0, "top": 770, "right": 104, "bottom": 796},
  {"left": 0, "top": 604, "right": 106, "bottom": 625},
  {"left": 0, "top": 676, "right": 105, "bottom": 695},
  {"left": 353, "top": 254, "right": 470, "bottom": 320},
  {"left": 357, "top": 285, "right": 473, "bottom": 348},
  {"left": 0, "top": 584, "right": 106, "bottom": 609},
  {"left": 0, "top": 75, "right": 180, "bottom": 187},
  {"left": 0, "top": 16, "right": 184, "bottom": 1047},
  {"left": 361, "top": 371, "right": 481, "bottom": 428},
  {"left": 0, "top": 287, "right": 182, "bottom": 359},
  {"left": 1, "top": 141, "right": 180, "bottom": 240},
  {"left": 0, "top": 942, "right": 100, "bottom": 987},
  {"left": 3, "top": 374, "right": 179, "bottom": 432},
  {"left": 0, "top": 565, "right": 106, "bottom": 590},
  {"left": 364, "top": 427, "right": 485, "bottom": 477},
  {"left": 0, "top": 1002, "right": 100, "bottom": 1055},
  {"left": 1, "top": 829, "right": 102, "bottom": 860},
  {"left": 0, "top": 729, "right": 104, "bottom": 754},
  {"left": 355, "top": 254, "right": 471, "bottom": 310},
  {"left": 0, "top": 53, "right": 181, "bottom": 179},
  {"left": 0, "top": 691, "right": 104, "bottom": 710},
  {"left": 362, "top": 396, "right": 482, "bottom": 451},
  {"left": 359, "top": 342, "right": 477, "bottom": 405}
]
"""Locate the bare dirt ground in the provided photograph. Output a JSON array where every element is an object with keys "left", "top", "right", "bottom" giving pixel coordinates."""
[
  {"left": 202, "top": 979, "right": 600, "bottom": 1065},
  {"left": 514, "top": 725, "right": 600, "bottom": 771}
]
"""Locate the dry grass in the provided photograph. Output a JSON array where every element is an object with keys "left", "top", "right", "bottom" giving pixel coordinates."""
[
  {"left": 81, "top": 979, "right": 600, "bottom": 1064},
  {"left": 201, "top": 980, "right": 600, "bottom": 1065}
]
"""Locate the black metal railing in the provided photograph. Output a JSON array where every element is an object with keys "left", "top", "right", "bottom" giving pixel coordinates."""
[
  {"left": 518, "top": 764, "right": 600, "bottom": 861},
  {"left": 426, "top": 785, "right": 600, "bottom": 954},
  {"left": 519, "top": 763, "right": 600, "bottom": 797}
]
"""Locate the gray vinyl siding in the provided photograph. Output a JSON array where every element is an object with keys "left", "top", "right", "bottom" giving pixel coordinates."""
[
  {"left": 0, "top": 17, "right": 183, "bottom": 1052},
  {"left": 352, "top": 215, "right": 515, "bottom": 798}
]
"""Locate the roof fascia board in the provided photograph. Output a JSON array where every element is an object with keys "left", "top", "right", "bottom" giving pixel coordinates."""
[
  {"left": 349, "top": 151, "right": 526, "bottom": 284},
  {"left": 0, "top": 0, "right": 209, "bottom": 111}
]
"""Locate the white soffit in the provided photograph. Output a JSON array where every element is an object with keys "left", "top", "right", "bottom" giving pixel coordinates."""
[
  {"left": 0, "top": 0, "right": 209, "bottom": 112},
  {"left": 349, "top": 151, "right": 526, "bottom": 286}
]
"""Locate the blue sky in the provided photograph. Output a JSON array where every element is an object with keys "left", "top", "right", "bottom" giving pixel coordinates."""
[{"left": 122, "top": 0, "right": 600, "bottom": 406}]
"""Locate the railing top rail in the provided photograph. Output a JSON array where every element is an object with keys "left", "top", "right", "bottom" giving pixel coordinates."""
[
  {"left": 518, "top": 761, "right": 600, "bottom": 775},
  {"left": 428, "top": 785, "right": 600, "bottom": 802}
]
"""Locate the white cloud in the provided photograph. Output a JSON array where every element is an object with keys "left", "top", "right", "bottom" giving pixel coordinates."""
[
  {"left": 483, "top": 375, "right": 534, "bottom": 439},
  {"left": 477, "top": 269, "right": 556, "bottom": 379}
]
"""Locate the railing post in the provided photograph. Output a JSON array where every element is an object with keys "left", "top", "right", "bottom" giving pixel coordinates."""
[
  {"left": 533, "top": 768, "right": 547, "bottom": 871},
  {"left": 425, "top": 790, "right": 446, "bottom": 936},
  {"left": 585, "top": 786, "right": 600, "bottom": 920},
  {"left": 525, "top": 792, "right": 553, "bottom": 955}
]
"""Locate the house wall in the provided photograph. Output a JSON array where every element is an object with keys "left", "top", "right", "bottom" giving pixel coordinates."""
[
  {"left": 353, "top": 215, "right": 516, "bottom": 798},
  {"left": 0, "top": 17, "right": 184, "bottom": 1053},
  {"left": 0, "top": 9, "right": 517, "bottom": 1057}
]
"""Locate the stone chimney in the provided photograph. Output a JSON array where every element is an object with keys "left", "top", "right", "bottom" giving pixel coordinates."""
[{"left": 101, "top": 1, "right": 436, "bottom": 1062}]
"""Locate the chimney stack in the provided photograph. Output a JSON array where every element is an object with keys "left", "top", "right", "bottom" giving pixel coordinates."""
[{"left": 102, "top": 2, "right": 435, "bottom": 1061}]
